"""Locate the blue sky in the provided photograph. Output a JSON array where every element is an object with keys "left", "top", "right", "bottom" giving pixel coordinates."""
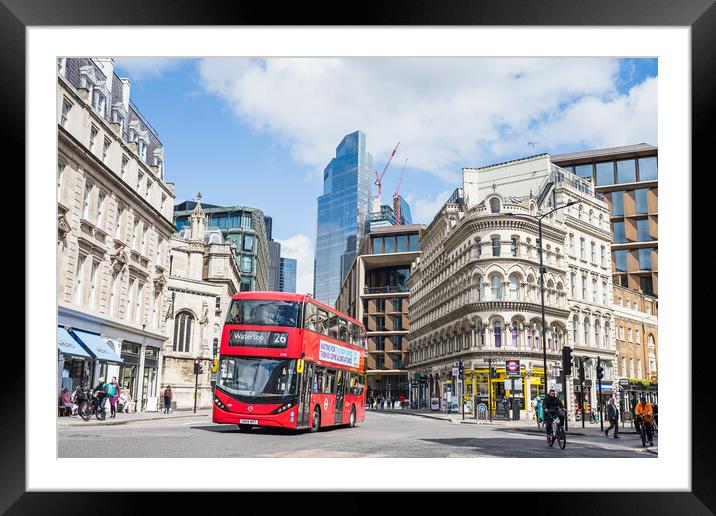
[{"left": 115, "top": 57, "right": 657, "bottom": 292}]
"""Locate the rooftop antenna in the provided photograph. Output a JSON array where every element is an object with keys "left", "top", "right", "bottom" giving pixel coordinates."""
[{"left": 528, "top": 141, "right": 540, "bottom": 151}]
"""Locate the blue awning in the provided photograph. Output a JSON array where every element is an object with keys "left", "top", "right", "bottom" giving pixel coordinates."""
[
  {"left": 57, "top": 327, "right": 91, "bottom": 359},
  {"left": 69, "top": 329, "right": 123, "bottom": 364}
]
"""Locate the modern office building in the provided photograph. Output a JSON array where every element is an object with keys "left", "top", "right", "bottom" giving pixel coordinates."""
[
  {"left": 366, "top": 195, "right": 412, "bottom": 232},
  {"left": 268, "top": 240, "right": 281, "bottom": 291},
  {"left": 57, "top": 57, "right": 176, "bottom": 410},
  {"left": 336, "top": 224, "right": 423, "bottom": 400},
  {"left": 174, "top": 203, "right": 270, "bottom": 292},
  {"left": 314, "top": 131, "right": 373, "bottom": 306},
  {"left": 279, "top": 257, "right": 297, "bottom": 293},
  {"left": 551, "top": 144, "right": 658, "bottom": 297},
  {"left": 408, "top": 154, "right": 615, "bottom": 419},
  {"left": 164, "top": 196, "right": 241, "bottom": 409}
]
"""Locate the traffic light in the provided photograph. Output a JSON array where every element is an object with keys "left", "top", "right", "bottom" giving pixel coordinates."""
[
  {"left": 458, "top": 359, "right": 464, "bottom": 379},
  {"left": 562, "top": 346, "right": 573, "bottom": 376},
  {"left": 578, "top": 358, "right": 585, "bottom": 382},
  {"left": 211, "top": 357, "right": 219, "bottom": 373},
  {"left": 490, "top": 367, "right": 497, "bottom": 379},
  {"left": 596, "top": 357, "right": 604, "bottom": 380},
  {"left": 194, "top": 359, "right": 203, "bottom": 375}
]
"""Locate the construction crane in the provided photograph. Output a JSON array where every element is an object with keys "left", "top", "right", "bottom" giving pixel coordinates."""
[
  {"left": 374, "top": 142, "right": 400, "bottom": 201},
  {"left": 393, "top": 158, "right": 408, "bottom": 225}
]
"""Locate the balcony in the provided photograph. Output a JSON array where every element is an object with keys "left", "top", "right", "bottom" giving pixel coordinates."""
[{"left": 364, "top": 285, "right": 409, "bottom": 294}]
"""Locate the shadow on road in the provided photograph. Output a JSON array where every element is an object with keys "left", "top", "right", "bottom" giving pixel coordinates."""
[
  {"left": 419, "top": 436, "right": 650, "bottom": 458},
  {"left": 190, "top": 424, "right": 350, "bottom": 436}
]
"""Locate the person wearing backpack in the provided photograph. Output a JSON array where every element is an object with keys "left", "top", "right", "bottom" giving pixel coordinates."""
[{"left": 163, "top": 385, "right": 173, "bottom": 414}]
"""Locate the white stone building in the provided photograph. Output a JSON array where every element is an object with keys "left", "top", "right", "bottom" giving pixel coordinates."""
[
  {"left": 162, "top": 196, "right": 241, "bottom": 409},
  {"left": 407, "top": 155, "right": 615, "bottom": 419},
  {"left": 57, "top": 58, "right": 176, "bottom": 411}
]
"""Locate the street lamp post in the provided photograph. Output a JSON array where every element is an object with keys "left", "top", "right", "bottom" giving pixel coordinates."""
[{"left": 534, "top": 201, "right": 577, "bottom": 402}]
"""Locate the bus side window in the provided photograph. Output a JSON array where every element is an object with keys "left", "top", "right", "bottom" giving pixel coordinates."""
[
  {"left": 304, "top": 302, "right": 318, "bottom": 332},
  {"left": 313, "top": 367, "right": 324, "bottom": 394},
  {"left": 338, "top": 318, "right": 348, "bottom": 343},
  {"left": 325, "top": 369, "right": 336, "bottom": 394},
  {"left": 328, "top": 315, "right": 340, "bottom": 339},
  {"left": 317, "top": 309, "right": 329, "bottom": 336}
]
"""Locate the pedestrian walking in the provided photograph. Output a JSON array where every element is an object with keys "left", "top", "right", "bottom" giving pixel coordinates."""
[
  {"left": 379, "top": 394, "right": 385, "bottom": 410},
  {"left": 605, "top": 397, "right": 620, "bottom": 438},
  {"left": 163, "top": 385, "right": 173, "bottom": 414},
  {"left": 106, "top": 376, "right": 120, "bottom": 419}
]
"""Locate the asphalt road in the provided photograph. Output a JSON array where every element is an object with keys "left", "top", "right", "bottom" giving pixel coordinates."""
[{"left": 58, "top": 411, "right": 656, "bottom": 458}]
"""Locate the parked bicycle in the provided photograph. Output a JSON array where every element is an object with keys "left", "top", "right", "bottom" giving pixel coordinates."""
[
  {"left": 546, "top": 409, "right": 567, "bottom": 449},
  {"left": 78, "top": 389, "right": 107, "bottom": 421},
  {"left": 589, "top": 411, "right": 599, "bottom": 424}
]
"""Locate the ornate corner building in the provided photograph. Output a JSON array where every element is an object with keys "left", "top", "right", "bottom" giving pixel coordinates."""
[
  {"left": 407, "top": 154, "right": 616, "bottom": 418},
  {"left": 57, "top": 58, "right": 176, "bottom": 410}
]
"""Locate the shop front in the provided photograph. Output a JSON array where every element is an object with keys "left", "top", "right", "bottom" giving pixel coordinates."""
[
  {"left": 69, "top": 328, "right": 124, "bottom": 385},
  {"left": 142, "top": 347, "right": 160, "bottom": 411},
  {"left": 57, "top": 326, "right": 93, "bottom": 395},
  {"left": 467, "top": 366, "right": 546, "bottom": 419},
  {"left": 119, "top": 343, "right": 141, "bottom": 402}
]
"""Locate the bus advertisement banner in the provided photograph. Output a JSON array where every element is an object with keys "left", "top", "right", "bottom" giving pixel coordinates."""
[{"left": 319, "top": 340, "right": 360, "bottom": 369}]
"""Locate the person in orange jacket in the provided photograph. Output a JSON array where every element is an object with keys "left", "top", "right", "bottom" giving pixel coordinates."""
[{"left": 634, "top": 397, "right": 654, "bottom": 446}]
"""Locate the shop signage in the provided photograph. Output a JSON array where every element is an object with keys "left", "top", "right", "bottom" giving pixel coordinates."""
[
  {"left": 505, "top": 359, "right": 520, "bottom": 376},
  {"left": 619, "top": 378, "right": 630, "bottom": 386},
  {"left": 430, "top": 398, "right": 440, "bottom": 411},
  {"left": 548, "top": 380, "right": 563, "bottom": 392}
]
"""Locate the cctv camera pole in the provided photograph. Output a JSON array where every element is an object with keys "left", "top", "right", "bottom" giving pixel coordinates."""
[
  {"left": 194, "top": 370, "right": 199, "bottom": 414},
  {"left": 598, "top": 356, "right": 604, "bottom": 432},
  {"left": 562, "top": 365, "right": 569, "bottom": 431}
]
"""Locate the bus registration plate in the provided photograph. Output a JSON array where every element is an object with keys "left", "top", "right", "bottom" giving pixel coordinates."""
[{"left": 239, "top": 419, "right": 258, "bottom": 425}]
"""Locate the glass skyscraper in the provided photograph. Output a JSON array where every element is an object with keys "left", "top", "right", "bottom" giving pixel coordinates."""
[
  {"left": 314, "top": 131, "right": 373, "bottom": 306},
  {"left": 279, "top": 257, "right": 297, "bottom": 293}
]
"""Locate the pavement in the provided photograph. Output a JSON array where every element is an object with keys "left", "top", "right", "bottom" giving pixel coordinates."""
[{"left": 57, "top": 408, "right": 212, "bottom": 427}]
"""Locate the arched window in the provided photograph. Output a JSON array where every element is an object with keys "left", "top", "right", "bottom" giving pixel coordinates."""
[
  {"left": 494, "top": 321, "right": 502, "bottom": 348},
  {"left": 509, "top": 274, "right": 519, "bottom": 300},
  {"left": 511, "top": 324, "right": 518, "bottom": 347},
  {"left": 491, "top": 275, "right": 502, "bottom": 300},
  {"left": 595, "top": 320, "right": 600, "bottom": 348},
  {"left": 490, "top": 197, "right": 500, "bottom": 213},
  {"left": 475, "top": 275, "right": 484, "bottom": 301},
  {"left": 492, "top": 237, "right": 501, "bottom": 257},
  {"left": 604, "top": 323, "right": 610, "bottom": 348},
  {"left": 173, "top": 311, "right": 194, "bottom": 353},
  {"left": 584, "top": 317, "right": 591, "bottom": 346},
  {"left": 572, "top": 315, "right": 579, "bottom": 344}
]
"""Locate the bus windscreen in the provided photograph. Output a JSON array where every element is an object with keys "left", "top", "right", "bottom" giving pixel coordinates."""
[{"left": 225, "top": 299, "right": 300, "bottom": 328}]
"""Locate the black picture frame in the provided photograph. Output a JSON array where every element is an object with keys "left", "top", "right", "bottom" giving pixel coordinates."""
[{"left": 5, "top": 0, "right": 711, "bottom": 512}]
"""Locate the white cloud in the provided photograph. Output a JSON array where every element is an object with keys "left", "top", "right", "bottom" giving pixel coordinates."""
[
  {"left": 276, "top": 234, "right": 314, "bottom": 295},
  {"left": 197, "top": 57, "right": 656, "bottom": 182},
  {"left": 409, "top": 190, "right": 454, "bottom": 225},
  {"left": 114, "top": 57, "right": 179, "bottom": 79}
]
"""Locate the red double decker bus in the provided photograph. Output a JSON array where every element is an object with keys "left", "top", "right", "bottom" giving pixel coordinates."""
[{"left": 212, "top": 292, "right": 367, "bottom": 432}]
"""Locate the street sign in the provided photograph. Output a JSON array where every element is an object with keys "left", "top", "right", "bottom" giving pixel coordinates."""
[
  {"left": 548, "top": 380, "right": 563, "bottom": 392},
  {"left": 505, "top": 359, "right": 520, "bottom": 376},
  {"left": 504, "top": 379, "right": 523, "bottom": 391},
  {"left": 452, "top": 367, "right": 459, "bottom": 376},
  {"left": 618, "top": 378, "right": 630, "bottom": 386}
]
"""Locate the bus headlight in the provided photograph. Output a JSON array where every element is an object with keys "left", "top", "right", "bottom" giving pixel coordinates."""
[
  {"left": 271, "top": 398, "right": 298, "bottom": 414},
  {"left": 214, "top": 397, "right": 226, "bottom": 410}
]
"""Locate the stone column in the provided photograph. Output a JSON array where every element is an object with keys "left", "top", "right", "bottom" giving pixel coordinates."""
[{"left": 137, "top": 343, "right": 146, "bottom": 411}]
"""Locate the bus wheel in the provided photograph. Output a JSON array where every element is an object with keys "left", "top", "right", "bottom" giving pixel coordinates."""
[
  {"left": 348, "top": 406, "right": 356, "bottom": 428},
  {"left": 310, "top": 406, "right": 321, "bottom": 433},
  {"left": 238, "top": 424, "right": 252, "bottom": 432}
]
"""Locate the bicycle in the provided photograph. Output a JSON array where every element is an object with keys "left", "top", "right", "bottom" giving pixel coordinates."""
[
  {"left": 634, "top": 415, "right": 654, "bottom": 447},
  {"left": 545, "top": 410, "right": 566, "bottom": 449},
  {"left": 589, "top": 411, "right": 599, "bottom": 424},
  {"left": 78, "top": 390, "right": 107, "bottom": 421}
]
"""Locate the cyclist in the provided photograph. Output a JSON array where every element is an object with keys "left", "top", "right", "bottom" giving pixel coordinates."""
[
  {"left": 634, "top": 396, "right": 654, "bottom": 446},
  {"left": 543, "top": 389, "right": 564, "bottom": 442}
]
